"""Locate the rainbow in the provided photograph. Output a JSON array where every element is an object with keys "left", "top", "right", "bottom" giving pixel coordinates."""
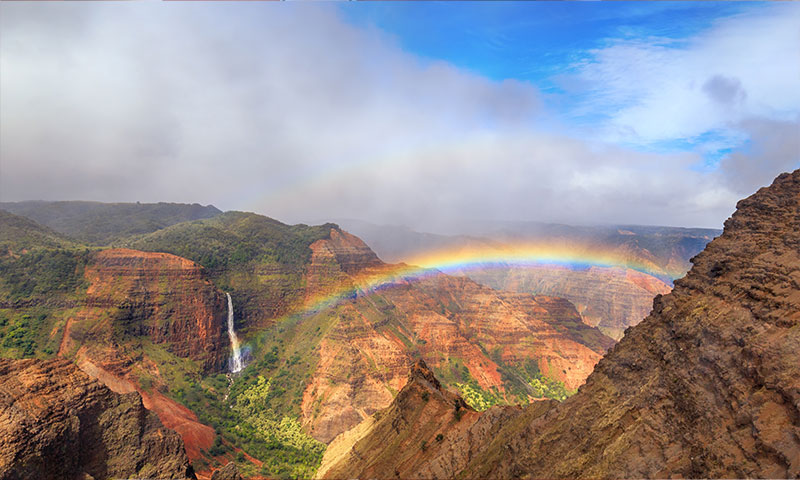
[{"left": 297, "top": 242, "right": 670, "bottom": 316}]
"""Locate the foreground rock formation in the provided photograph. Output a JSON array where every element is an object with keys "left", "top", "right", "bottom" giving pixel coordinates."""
[
  {"left": 0, "top": 358, "right": 195, "bottom": 480},
  {"left": 318, "top": 170, "right": 800, "bottom": 479},
  {"left": 315, "top": 359, "right": 525, "bottom": 480}
]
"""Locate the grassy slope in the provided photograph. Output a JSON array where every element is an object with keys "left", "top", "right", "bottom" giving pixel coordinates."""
[
  {"left": 0, "top": 201, "right": 222, "bottom": 245},
  {"left": 0, "top": 211, "right": 91, "bottom": 360},
  {"left": 0, "top": 209, "right": 79, "bottom": 254}
]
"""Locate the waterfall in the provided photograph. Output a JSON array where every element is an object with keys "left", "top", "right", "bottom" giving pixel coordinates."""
[{"left": 226, "top": 293, "right": 243, "bottom": 373}]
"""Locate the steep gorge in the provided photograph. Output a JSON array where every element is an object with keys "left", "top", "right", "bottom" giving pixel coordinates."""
[
  {"left": 287, "top": 231, "right": 614, "bottom": 443},
  {"left": 0, "top": 209, "right": 621, "bottom": 478},
  {"left": 318, "top": 169, "right": 800, "bottom": 479},
  {"left": 62, "top": 248, "right": 228, "bottom": 369}
]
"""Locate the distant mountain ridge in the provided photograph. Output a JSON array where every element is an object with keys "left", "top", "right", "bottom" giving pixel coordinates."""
[
  {"left": 335, "top": 218, "right": 717, "bottom": 338},
  {"left": 334, "top": 217, "right": 720, "bottom": 281},
  {"left": 0, "top": 200, "right": 222, "bottom": 245},
  {"left": 0, "top": 209, "right": 78, "bottom": 255}
]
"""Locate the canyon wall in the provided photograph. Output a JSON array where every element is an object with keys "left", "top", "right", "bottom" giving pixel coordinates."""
[{"left": 318, "top": 170, "right": 800, "bottom": 479}]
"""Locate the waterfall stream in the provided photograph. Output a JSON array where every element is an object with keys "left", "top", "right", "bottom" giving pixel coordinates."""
[{"left": 226, "top": 293, "right": 243, "bottom": 373}]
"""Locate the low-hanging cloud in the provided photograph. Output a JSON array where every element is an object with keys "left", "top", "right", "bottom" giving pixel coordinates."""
[{"left": 0, "top": 2, "right": 796, "bottom": 231}]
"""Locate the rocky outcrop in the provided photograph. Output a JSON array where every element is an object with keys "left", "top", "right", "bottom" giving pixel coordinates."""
[
  {"left": 465, "top": 265, "right": 672, "bottom": 340},
  {"left": 305, "top": 228, "right": 384, "bottom": 299},
  {"left": 0, "top": 358, "right": 195, "bottom": 480},
  {"left": 315, "top": 170, "right": 800, "bottom": 479},
  {"left": 210, "top": 462, "right": 243, "bottom": 480},
  {"left": 316, "top": 360, "right": 525, "bottom": 480},
  {"left": 60, "top": 248, "right": 227, "bottom": 371},
  {"left": 315, "top": 229, "right": 383, "bottom": 275}
]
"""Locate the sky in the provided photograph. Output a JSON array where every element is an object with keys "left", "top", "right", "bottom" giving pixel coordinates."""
[{"left": 1, "top": 2, "right": 798, "bottom": 231}]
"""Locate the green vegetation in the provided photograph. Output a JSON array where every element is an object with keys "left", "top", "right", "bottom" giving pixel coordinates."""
[
  {"left": 0, "top": 313, "right": 37, "bottom": 357},
  {"left": 430, "top": 357, "right": 502, "bottom": 411},
  {"left": 0, "top": 209, "right": 77, "bottom": 254},
  {"left": 0, "top": 214, "right": 91, "bottom": 359},
  {"left": 0, "top": 308, "right": 74, "bottom": 359},
  {"left": 455, "top": 381, "right": 501, "bottom": 411},
  {"left": 133, "top": 335, "right": 324, "bottom": 478},
  {"left": 125, "top": 212, "right": 334, "bottom": 272},
  {"left": 229, "top": 375, "right": 325, "bottom": 478},
  {"left": 497, "top": 358, "right": 572, "bottom": 402},
  {"left": 0, "top": 201, "right": 222, "bottom": 245},
  {"left": 148, "top": 307, "right": 338, "bottom": 478},
  {"left": 124, "top": 212, "right": 336, "bottom": 326},
  {"left": 433, "top": 354, "right": 572, "bottom": 406},
  {"left": 0, "top": 249, "right": 90, "bottom": 300}
]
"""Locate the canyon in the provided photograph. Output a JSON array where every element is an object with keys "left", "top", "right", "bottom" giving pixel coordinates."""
[
  {"left": 0, "top": 206, "right": 620, "bottom": 477},
  {"left": 0, "top": 172, "right": 771, "bottom": 480},
  {"left": 338, "top": 219, "right": 718, "bottom": 341},
  {"left": 246, "top": 227, "right": 615, "bottom": 444},
  {"left": 318, "top": 169, "right": 800, "bottom": 479}
]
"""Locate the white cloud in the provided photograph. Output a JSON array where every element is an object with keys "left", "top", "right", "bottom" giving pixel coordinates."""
[
  {"left": 567, "top": 4, "right": 800, "bottom": 148},
  {"left": 559, "top": 4, "right": 800, "bottom": 198},
  {"left": 0, "top": 2, "right": 794, "bottom": 231}
]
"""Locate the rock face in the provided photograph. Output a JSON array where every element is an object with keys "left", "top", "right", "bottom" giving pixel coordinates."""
[
  {"left": 316, "top": 170, "right": 800, "bottom": 479},
  {"left": 314, "top": 228, "right": 384, "bottom": 275},
  {"left": 337, "top": 219, "right": 716, "bottom": 341},
  {"left": 56, "top": 248, "right": 226, "bottom": 463},
  {"left": 210, "top": 462, "right": 243, "bottom": 480},
  {"left": 315, "top": 360, "right": 526, "bottom": 480},
  {"left": 60, "top": 248, "right": 227, "bottom": 371},
  {"left": 305, "top": 228, "right": 384, "bottom": 299},
  {"left": 466, "top": 265, "right": 673, "bottom": 339},
  {"left": 301, "top": 262, "right": 614, "bottom": 443},
  {"left": 0, "top": 358, "right": 195, "bottom": 480}
]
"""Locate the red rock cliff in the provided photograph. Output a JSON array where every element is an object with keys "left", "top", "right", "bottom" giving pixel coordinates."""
[
  {"left": 301, "top": 267, "right": 613, "bottom": 443},
  {"left": 61, "top": 248, "right": 227, "bottom": 371}
]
